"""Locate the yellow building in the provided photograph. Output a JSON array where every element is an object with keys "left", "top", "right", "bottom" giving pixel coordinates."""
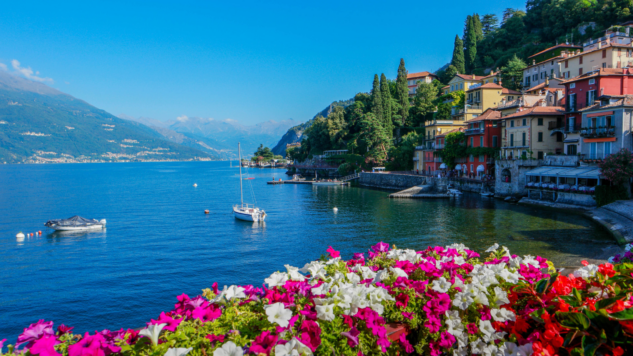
[
  {"left": 500, "top": 106, "right": 566, "bottom": 159},
  {"left": 446, "top": 74, "right": 484, "bottom": 93},
  {"left": 457, "top": 83, "right": 521, "bottom": 122}
]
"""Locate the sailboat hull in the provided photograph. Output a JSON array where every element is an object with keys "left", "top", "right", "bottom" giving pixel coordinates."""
[{"left": 233, "top": 206, "right": 265, "bottom": 222}]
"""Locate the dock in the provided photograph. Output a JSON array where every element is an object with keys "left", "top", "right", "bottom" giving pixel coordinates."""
[
  {"left": 389, "top": 185, "right": 450, "bottom": 199},
  {"left": 267, "top": 180, "right": 313, "bottom": 185}
]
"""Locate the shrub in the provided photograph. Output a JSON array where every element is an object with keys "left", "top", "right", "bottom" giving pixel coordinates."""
[{"left": 595, "top": 185, "right": 629, "bottom": 207}]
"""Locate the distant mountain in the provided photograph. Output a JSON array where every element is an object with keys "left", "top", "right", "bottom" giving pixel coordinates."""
[
  {"left": 271, "top": 99, "right": 354, "bottom": 156},
  {"left": 0, "top": 70, "right": 216, "bottom": 163}
]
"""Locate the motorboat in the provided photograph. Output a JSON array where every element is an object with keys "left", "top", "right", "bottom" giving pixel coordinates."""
[
  {"left": 447, "top": 188, "right": 462, "bottom": 196},
  {"left": 233, "top": 143, "right": 266, "bottom": 222},
  {"left": 44, "top": 216, "right": 106, "bottom": 231}
]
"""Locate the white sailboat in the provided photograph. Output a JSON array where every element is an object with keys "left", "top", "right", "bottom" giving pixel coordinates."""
[{"left": 233, "top": 143, "right": 266, "bottom": 222}]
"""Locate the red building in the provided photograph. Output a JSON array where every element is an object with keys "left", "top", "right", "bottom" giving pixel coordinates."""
[{"left": 463, "top": 109, "right": 502, "bottom": 178}]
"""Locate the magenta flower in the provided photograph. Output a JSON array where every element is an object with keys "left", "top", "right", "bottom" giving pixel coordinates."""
[
  {"left": 298, "top": 320, "right": 321, "bottom": 352},
  {"left": 395, "top": 293, "right": 409, "bottom": 309},
  {"left": 399, "top": 333, "right": 414, "bottom": 353},
  {"left": 326, "top": 246, "right": 340, "bottom": 258},
  {"left": 212, "top": 282, "right": 219, "bottom": 294},
  {"left": 401, "top": 312, "right": 414, "bottom": 320},
  {"left": 467, "top": 323, "right": 479, "bottom": 334},
  {"left": 16, "top": 320, "right": 54, "bottom": 349},
  {"left": 341, "top": 327, "right": 360, "bottom": 347},
  {"left": 424, "top": 315, "right": 441, "bottom": 333},
  {"left": 0, "top": 339, "right": 5, "bottom": 351},
  {"left": 352, "top": 252, "right": 365, "bottom": 260},
  {"left": 249, "top": 331, "right": 277, "bottom": 354},
  {"left": 465, "top": 249, "right": 480, "bottom": 260},
  {"left": 29, "top": 335, "right": 61, "bottom": 356},
  {"left": 205, "top": 334, "right": 225, "bottom": 346},
  {"left": 439, "top": 331, "right": 455, "bottom": 349},
  {"left": 371, "top": 242, "right": 390, "bottom": 253},
  {"left": 192, "top": 305, "right": 221, "bottom": 323},
  {"left": 479, "top": 306, "right": 492, "bottom": 321},
  {"left": 68, "top": 333, "right": 121, "bottom": 356},
  {"left": 57, "top": 325, "right": 74, "bottom": 336},
  {"left": 149, "top": 312, "right": 182, "bottom": 332}
]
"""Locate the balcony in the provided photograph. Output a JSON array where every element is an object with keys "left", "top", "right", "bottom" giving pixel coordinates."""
[
  {"left": 565, "top": 124, "right": 578, "bottom": 133},
  {"left": 465, "top": 128, "right": 485, "bottom": 135},
  {"left": 497, "top": 99, "right": 522, "bottom": 109},
  {"left": 465, "top": 105, "right": 483, "bottom": 112},
  {"left": 548, "top": 121, "right": 565, "bottom": 130},
  {"left": 580, "top": 126, "right": 616, "bottom": 138},
  {"left": 415, "top": 145, "right": 425, "bottom": 150}
]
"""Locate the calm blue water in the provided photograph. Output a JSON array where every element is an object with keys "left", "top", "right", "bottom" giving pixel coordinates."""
[{"left": 0, "top": 161, "right": 615, "bottom": 342}]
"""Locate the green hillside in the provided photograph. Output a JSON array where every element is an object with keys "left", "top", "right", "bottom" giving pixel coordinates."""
[{"left": 0, "top": 72, "right": 215, "bottom": 163}]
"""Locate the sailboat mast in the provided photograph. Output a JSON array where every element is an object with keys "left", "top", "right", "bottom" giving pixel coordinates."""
[{"left": 238, "top": 143, "right": 243, "bottom": 205}]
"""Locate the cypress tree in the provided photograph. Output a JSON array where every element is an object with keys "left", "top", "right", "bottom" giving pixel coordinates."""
[
  {"left": 380, "top": 73, "right": 393, "bottom": 139},
  {"left": 371, "top": 74, "right": 383, "bottom": 122},
  {"left": 465, "top": 16, "right": 477, "bottom": 73},
  {"left": 473, "top": 14, "right": 483, "bottom": 42},
  {"left": 395, "top": 58, "right": 409, "bottom": 127},
  {"left": 451, "top": 35, "right": 465, "bottom": 74}
]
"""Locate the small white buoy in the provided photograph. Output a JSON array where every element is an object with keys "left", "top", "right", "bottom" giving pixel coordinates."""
[
  {"left": 333, "top": 207, "right": 338, "bottom": 213},
  {"left": 16, "top": 232, "right": 25, "bottom": 239},
  {"left": 193, "top": 183, "right": 198, "bottom": 187}
]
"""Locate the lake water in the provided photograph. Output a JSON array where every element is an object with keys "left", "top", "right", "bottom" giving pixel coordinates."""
[{"left": 0, "top": 161, "right": 616, "bottom": 341}]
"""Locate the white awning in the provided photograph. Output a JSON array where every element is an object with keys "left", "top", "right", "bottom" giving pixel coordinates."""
[
  {"left": 477, "top": 164, "right": 485, "bottom": 172},
  {"left": 526, "top": 166, "right": 601, "bottom": 179},
  {"left": 439, "top": 163, "right": 447, "bottom": 169},
  {"left": 455, "top": 164, "right": 462, "bottom": 169}
]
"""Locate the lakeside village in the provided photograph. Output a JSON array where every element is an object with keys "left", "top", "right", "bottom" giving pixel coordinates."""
[{"left": 280, "top": 22, "right": 633, "bottom": 214}]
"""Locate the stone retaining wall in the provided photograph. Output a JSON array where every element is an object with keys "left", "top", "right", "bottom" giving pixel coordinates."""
[{"left": 359, "top": 173, "right": 428, "bottom": 190}]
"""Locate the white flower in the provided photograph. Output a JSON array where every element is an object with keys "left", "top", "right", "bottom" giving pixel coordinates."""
[
  {"left": 224, "top": 285, "right": 246, "bottom": 301},
  {"left": 471, "top": 339, "right": 487, "bottom": 354},
  {"left": 431, "top": 277, "right": 451, "bottom": 293},
  {"left": 453, "top": 256, "right": 466, "bottom": 265},
  {"left": 482, "top": 344, "right": 502, "bottom": 356},
  {"left": 346, "top": 273, "right": 361, "bottom": 285},
  {"left": 265, "top": 302, "right": 293, "bottom": 327},
  {"left": 139, "top": 323, "right": 166, "bottom": 346},
  {"left": 573, "top": 264, "right": 599, "bottom": 279},
  {"left": 453, "top": 277, "right": 465, "bottom": 290},
  {"left": 355, "top": 266, "right": 376, "bottom": 280},
  {"left": 265, "top": 272, "right": 289, "bottom": 287},
  {"left": 498, "top": 269, "right": 520, "bottom": 284},
  {"left": 213, "top": 341, "right": 244, "bottom": 356},
  {"left": 500, "top": 246, "right": 511, "bottom": 257},
  {"left": 491, "top": 287, "right": 511, "bottom": 307},
  {"left": 274, "top": 338, "right": 313, "bottom": 356},
  {"left": 454, "top": 332, "right": 469, "bottom": 348},
  {"left": 504, "top": 342, "right": 531, "bottom": 356},
  {"left": 285, "top": 265, "right": 306, "bottom": 281},
  {"left": 373, "top": 269, "right": 388, "bottom": 284},
  {"left": 389, "top": 267, "right": 408, "bottom": 278},
  {"left": 325, "top": 257, "right": 341, "bottom": 265},
  {"left": 315, "top": 303, "right": 335, "bottom": 321},
  {"left": 518, "top": 343, "right": 533, "bottom": 356},
  {"left": 445, "top": 310, "right": 465, "bottom": 336},
  {"left": 479, "top": 320, "right": 496, "bottom": 342},
  {"left": 521, "top": 255, "right": 540, "bottom": 268},
  {"left": 447, "top": 243, "right": 467, "bottom": 252},
  {"left": 485, "top": 243, "right": 499, "bottom": 252},
  {"left": 452, "top": 291, "right": 474, "bottom": 310},
  {"left": 164, "top": 348, "right": 193, "bottom": 356},
  {"left": 491, "top": 308, "right": 516, "bottom": 322},
  {"left": 508, "top": 256, "right": 523, "bottom": 269}
]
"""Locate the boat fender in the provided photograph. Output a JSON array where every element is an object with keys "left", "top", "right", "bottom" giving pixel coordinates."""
[
  {"left": 16, "top": 232, "right": 24, "bottom": 238},
  {"left": 38, "top": 231, "right": 42, "bottom": 235},
  {"left": 204, "top": 210, "right": 210, "bottom": 214}
]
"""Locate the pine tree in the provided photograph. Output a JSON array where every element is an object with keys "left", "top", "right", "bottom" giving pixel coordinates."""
[
  {"left": 465, "top": 16, "right": 477, "bottom": 73},
  {"left": 451, "top": 35, "right": 465, "bottom": 74},
  {"left": 482, "top": 14, "right": 499, "bottom": 37},
  {"left": 395, "top": 59, "right": 409, "bottom": 127},
  {"left": 473, "top": 14, "right": 483, "bottom": 42},
  {"left": 380, "top": 73, "right": 393, "bottom": 140},
  {"left": 371, "top": 74, "right": 383, "bottom": 122}
]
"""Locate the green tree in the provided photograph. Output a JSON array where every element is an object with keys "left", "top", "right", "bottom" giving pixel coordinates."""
[
  {"left": 395, "top": 58, "right": 410, "bottom": 128},
  {"left": 451, "top": 35, "right": 465, "bottom": 74},
  {"left": 380, "top": 73, "right": 394, "bottom": 141},
  {"left": 326, "top": 106, "right": 348, "bottom": 149},
  {"left": 501, "top": 54, "right": 527, "bottom": 90},
  {"left": 441, "top": 64, "right": 459, "bottom": 84},
  {"left": 502, "top": 8, "right": 519, "bottom": 24},
  {"left": 473, "top": 13, "right": 483, "bottom": 42},
  {"left": 370, "top": 74, "right": 383, "bottom": 122},
  {"left": 438, "top": 131, "right": 467, "bottom": 168},
  {"left": 410, "top": 82, "right": 438, "bottom": 126},
  {"left": 252, "top": 144, "right": 274, "bottom": 161},
  {"left": 358, "top": 112, "right": 389, "bottom": 161},
  {"left": 481, "top": 14, "right": 499, "bottom": 37},
  {"left": 386, "top": 131, "right": 425, "bottom": 171},
  {"left": 465, "top": 16, "right": 478, "bottom": 72}
]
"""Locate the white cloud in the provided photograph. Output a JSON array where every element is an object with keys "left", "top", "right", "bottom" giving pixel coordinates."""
[
  {"left": 176, "top": 115, "right": 189, "bottom": 122},
  {"left": 0, "top": 62, "right": 7, "bottom": 71},
  {"left": 11, "top": 59, "right": 53, "bottom": 83}
]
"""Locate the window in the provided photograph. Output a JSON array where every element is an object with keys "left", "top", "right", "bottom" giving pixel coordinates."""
[
  {"left": 522, "top": 118, "right": 527, "bottom": 126},
  {"left": 537, "top": 151, "right": 544, "bottom": 159},
  {"left": 567, "top": 71, "right": 570, "bottom": 78},
  {"left": 568, "top": 93, "right": 577, "bottom": 111},
  {"left": 538, "top": 132, "right": 543, "bottom": 142},
  {"left": 589, "top": 78, "right": 595, "bottom": 85},
  {"left": 602, "top": 62, "right": 607, "bottom": 68},
  {"left": 556, "top": 132, "right": 563, "bottom": 142},
  {"left": 565, "top": 60, "right": 569, "bottom": 68},
  {"left": 567, "top": 144, "right": 577, "bottom": 155},
  {"left": 479, "top": 155, "right": 484, "bottom": 162},
  {"left": 480, "top": 136, "right": 483, "bottom": 147},
  {"left": 579, "top": 56, "right": 583, "bottom": 64},
  {"left": 470, "top": 164, "right": 474, "bottom": 172},
  {"left": 602, "top": 49, "right": 607, "bottom": 58},
  {"left": 470, "top": 137, "right": 474, "bottom": 146},
  {"left": 522, "top": 132, "right": 526, "bottom": 146},
  {"left": 587, "top": 90, "right": 596, "bottom": 106},
  {"left": 510, "top": 134, "right": 514, "bottom": 146},
  {"left": 510, "top": 120, "right": 515, "bottom": 127},
  {"left": 538, "top": 118, "right": 543, "bottom": 126},
  {"left": 570, "top": 83, "right": 576, "bottom": 89},
  {"left": 493, "top": 136, "right": 498, "bottom": 147},
  {"left": 492, "top": 121, "right": 498, "bottom": 127},
  {"left": 605, "top": 142, "right": 612, "bottom": 158},
  {"left": 579, "top": 68, "right": 583, "bottom": 75},
  {"left": 469, "top": 154, "right": 474, "bottom": 162}
]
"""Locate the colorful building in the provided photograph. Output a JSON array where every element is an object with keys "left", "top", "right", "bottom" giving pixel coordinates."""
[
  {"left": 523, "top": 44, "right": 582, "bottom": 88},
  {"left": 407, "top": 71, "right": 438, "bottom": 96},
  {"left": 500, "top": 106, "right": 566, "bottom": 159},
  {"left": 463, "top": 108, "right": 502, "bottom": 177}
]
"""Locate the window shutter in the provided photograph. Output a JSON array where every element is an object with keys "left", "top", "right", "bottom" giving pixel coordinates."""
[{"left": 586, "top": 91, "right": 589, "bottom": 108}]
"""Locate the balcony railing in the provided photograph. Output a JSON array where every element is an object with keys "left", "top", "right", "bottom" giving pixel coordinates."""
[
  {"left": 465, "top": 128, "right": 485, "bottom": 135},
  {"left": 497, "top": 99, "right": 522, "bottom": 109},
  {"left": 548, "top": 121, "right": 565, "bottom": 130},
  {"left": 580, "top": 126, "right": 616, "bottom": 138},
  {"left": 452, "top": 107, "right": 465, "bottom": 116},
  {"left": 465, "top": 105, "right": 483, "bottom": 111},
  {"left": 565, "top": 124, "right": 577, "bottom": 133},
  {"left": 415, "top": 145, "right": 425, "bottom": 150}
]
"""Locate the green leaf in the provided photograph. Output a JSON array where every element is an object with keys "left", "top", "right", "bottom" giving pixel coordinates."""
[
  {"left": 582, "top": 335, "right": 604, "bottom": 356},
  {"left": 595, "top": 296, "right": 621, "bottom": 310},
  {"left": 530, "top": 308, "right": 547, "bottom": 323},
  {"left": 609, "top": 308, "right": 633, "bottom": 320},
  {"left": 535, "top": 273, "right": 558, "bottom": 294},
  {"left": 573, "top": 287, "right": 583, "bottom": 303},
  {"left": 555, "top": 311, "right": 590, "bottom": 330},
  {"left": 560, "top": 295, "right": 581, "bottom": 307}
]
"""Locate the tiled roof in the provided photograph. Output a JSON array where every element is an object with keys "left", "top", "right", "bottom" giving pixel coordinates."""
[
  {"left": 465, "top": 108, "right": 501, "bottom": 122},
  {"left": 559, "top": 68, "right": 629, "bottom": 84},
  {"left": 525, "top": 56, "right": 564, "bottom": 69},
  {"left": 454, "top": 74, "right": 485, "bottom": 81},
  {"left": 528, "top": 44, "right": 582, "bottom": 59},
  {"left": 466, "top": 83, "right": 521, "bottom": 94},
  {"left": 502, "top": 88, "right": 522, "bottom": 95},
  {"left": 481, "top": 71, "right": 499, "bottom": 79},
  {"left": 441, "top": 85, "right": 449, "bottom": 89},
  {"left": 407, "top": 71, "right": 437, "bottom": 79},
  {"left": 502, "top": 106, "right": 565, "bottom": 119},
  {"left": 436, "top": 127, "right": 465, "bottom": 137},
  {"left": 579, "top": 95, "right": 633, "bottom": 111}
]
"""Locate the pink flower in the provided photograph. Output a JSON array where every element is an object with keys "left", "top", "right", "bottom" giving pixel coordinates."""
[
  {"left": 56, "top": 325, "right": 74, "bottom": 336},
  {"left": 298, "top": 320, "right": 321, "bottom": 352},
  {"left": 205, "top": 334, "right": 225, "bottom": 346},
  {"left": 399, "top": 333, "right": 414, "bottom": 353},
  {"left": 402, "top": 312, "right": 414, "bottom": 320},
  {"left": 439, "top": 331, "right": 455, "bottom": 349},
  {"left": 341, "top": 327, "right": 360, "bottom": 347},
  {"left": 467, "top": 323, "right": 479, "bottom": 334},
  {"left": 16, "top": 320, "right": 54, "bottom": 349},
  {"left": 371, "top": 242, "right": 390, "bottom": 253},
  {"left": 29, "top": 335, "right": 61, "bottom": 356},
  {"left": 395, "top": 293, "right": 409, "bottom": 309},
  {"left": 326, "top": 246, "right": 340, "bottom": 258},
  {"left": 0, "top": 339, "right": 5, "bottom": 351},
  {"left": 68, "top": 333, "right": 120, "bottom": 356},
  {"left": 192, "top": 305, "right": 222, "bottom": 323},
  {"left": 353, "top": 253, "right": 365, "bottom": 260},
  {"left": 249, "top": 331, "right": 278, "bottom": 355},
  {"left": 212, "top": 282, "right": 219, "bottom": 294},
  {"left": 479, "top": 306, "right": 492, "bottom": 321},
  {"left": 149, "top": 312, "right": 182, "bottom": 332},
  {"left": 424, "top": 315, "right": 441, "bottom": 333}
]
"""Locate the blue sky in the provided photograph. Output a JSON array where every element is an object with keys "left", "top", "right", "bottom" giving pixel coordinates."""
[{"left": 1, "top": 0, "right": 526, "bottom": 125}]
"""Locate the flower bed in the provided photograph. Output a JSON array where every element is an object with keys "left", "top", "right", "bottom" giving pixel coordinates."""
[{"left": 2, "top": 242, "right": 633, "bottom": 356}]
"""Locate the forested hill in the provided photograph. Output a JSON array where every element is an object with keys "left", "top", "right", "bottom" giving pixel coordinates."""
[
  {"left": 271, "top": 99, "right": 354, "bottom": 156},
  {"left": 0, "top": 70, "right": 215, "bottom": 163}
]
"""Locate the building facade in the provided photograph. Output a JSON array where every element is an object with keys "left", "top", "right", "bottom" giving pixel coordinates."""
[
  {"left": 464, "top": 109, "right": 502, "bottom": 177},
  {"left": 500, "top": 106, "right": 566, "bottom": 159},
  {"left": 407, "top": 71, "right": 438, "bottom": 96}
]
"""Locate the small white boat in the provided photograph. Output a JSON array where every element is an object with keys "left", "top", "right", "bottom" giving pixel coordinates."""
[
  {"left": 45, "top": 216, "right": 106, "bottom": 231},
  {"left": 481, "top": 191, "right": 494, "bottom": 197},
  {"left": 233, "top": 143, "right": 266, "bottom": 222},
  {"left": 447, "top": 188, "right": 462, "bottom": 196}
]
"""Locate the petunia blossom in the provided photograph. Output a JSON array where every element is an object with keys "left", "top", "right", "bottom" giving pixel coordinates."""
[
  {"left": 29, "top": 335, "right": 61, "bottom": 356},
  {"left": 149, "top": 312, "right": 182, "bottom": 332},
  {"left": 16, "top": 320, "right": 55, "bottom": 349},
  {"left": 341, "top": 327, "right": 360, "bottom": 347},
  {"left": 249, "top": 331, "right": 277, "bottom": 354},
  {"left": 265, "top": 302, "right": 293, "bottom": 328},
  {"left": 212, "top": 341, "right": 243, "bottom": 356}
]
